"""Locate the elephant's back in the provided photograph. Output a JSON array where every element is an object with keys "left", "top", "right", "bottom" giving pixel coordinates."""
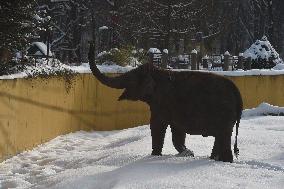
[{"left": 170, "top": 71, "right": 241, "bottom": 132}]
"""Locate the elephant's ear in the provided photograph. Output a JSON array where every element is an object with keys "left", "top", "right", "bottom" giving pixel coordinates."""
[{"left": 142, "top": 74, "right": 155, "bottom": 97}]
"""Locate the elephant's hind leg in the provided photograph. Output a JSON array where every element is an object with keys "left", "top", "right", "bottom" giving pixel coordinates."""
[
  {"left": 211, "top": 132, "right": 233, "bottom": 163},
  {"left": 210, "top": 139, "right": 219, "bottom": 160}
]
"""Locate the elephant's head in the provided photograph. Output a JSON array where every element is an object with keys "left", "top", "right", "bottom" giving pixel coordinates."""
[{"left": 88, "top": 43, "right": 156, "bottom": 102}]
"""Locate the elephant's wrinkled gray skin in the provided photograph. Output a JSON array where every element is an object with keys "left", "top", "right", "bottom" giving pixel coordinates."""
[{"left": 88, "top": 43, "right": 243, "bottom": 162}]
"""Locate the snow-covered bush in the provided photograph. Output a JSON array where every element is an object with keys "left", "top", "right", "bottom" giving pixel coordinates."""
[
  {"left": 243, "top": 36, "right": 283, "bottom": 69},
  {"left": 0, "top": 57, "right": 75, "bottom": 79}
]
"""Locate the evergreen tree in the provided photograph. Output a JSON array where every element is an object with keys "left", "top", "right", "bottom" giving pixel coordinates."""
[{"left": 0, "top": 0, "right": 36, "bottom": 51}]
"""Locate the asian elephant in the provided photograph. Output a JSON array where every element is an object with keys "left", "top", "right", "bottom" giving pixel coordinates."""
[{"left": 88, "top": 43, "right": 243, "bottom": 162}]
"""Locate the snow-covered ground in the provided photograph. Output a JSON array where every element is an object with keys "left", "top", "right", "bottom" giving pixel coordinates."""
[{"left": 0, "top": 104, "right": 283, "bottom": 189}]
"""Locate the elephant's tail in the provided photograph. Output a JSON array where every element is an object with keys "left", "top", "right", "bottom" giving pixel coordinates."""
[
  {"left": 233, "top": 86, "right": 243, "bottom": 159},
  {"left": 233, "top": 119, "right": 240, "bottom": 158}
]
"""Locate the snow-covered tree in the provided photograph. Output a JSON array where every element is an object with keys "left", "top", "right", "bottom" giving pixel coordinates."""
[
  {"left": 0, "top": 0, "right": 36, "bottom": 52},
  {"left": 34, "top": 0, "right": 116, "bottom": 63},
  {"left": 218, "top": 0, "right": 284, "bottom": 56},
  {"left": 114, "top": 0, "right": 226, "bottom": 54},
  {"left": 33, "top": 0, "right": 90, "bottom": 63}
]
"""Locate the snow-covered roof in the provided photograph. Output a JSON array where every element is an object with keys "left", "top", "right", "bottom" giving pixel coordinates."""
[
  {"left": 99, "top": 26, "right": 109, "bottom": 30},
  {"left": 191, "top": 49, "right": 197, "bottom": 54},
  {"left": 148, "top": 48, "right": 161, "bottom": 54},
  {"left": 243, "top": 36, "right": 283, "bottom": 64},
  {"left": 224, "top": 51, "right": 230, "bottom": 56},
  {"left": 27, "top": 42, "right": 53, "bottom": 57}
]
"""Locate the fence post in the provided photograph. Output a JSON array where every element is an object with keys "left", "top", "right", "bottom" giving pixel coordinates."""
[
  {"left": 237, "top": 53, "right": 244, "bottom": 70},
  {"left": 224, "top": 51, "right": 230, "bottom": 71},
  {"left": 161, "top": 49, "right": 168, "bottom": 69},
  {"left": 245, "top": 54, "right": 252, "bottom": 70},
  {"left": 148, "top": 52, "right": 154, "bottom": 66},
  {"left": 191, "top": 49, "right": 197, "bottom": 70},
  {"left": 202, "top": 55, "right": 209, "bottom": 69}
]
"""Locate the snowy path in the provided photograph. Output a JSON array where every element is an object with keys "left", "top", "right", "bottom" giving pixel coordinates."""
[{"left": 0, "top": 116, "right": 283, "bottom": 189}]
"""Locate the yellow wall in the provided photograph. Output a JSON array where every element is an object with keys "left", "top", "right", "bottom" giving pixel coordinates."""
[
  {"left": 0, "top": 73, "right": 284, "bottom": 161},
  {"left": 0, "top": 74, "right": 150, "bottom": 161},
  {"left": 229, "top": 75, "right": 284, "bottom": 108}
]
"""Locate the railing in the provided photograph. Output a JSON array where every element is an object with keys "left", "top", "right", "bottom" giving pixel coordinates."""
[{"left": 148, "top": 50, "right": 256, "bottom": 71}]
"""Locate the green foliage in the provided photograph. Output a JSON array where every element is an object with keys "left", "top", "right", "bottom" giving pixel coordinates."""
[
  {"left": 111, "top": 46, "right": 132, "bottom": 66},
  {"left": 97, "top": 46, "right": 147, "bottom": 66},
  {"left": 26, "top": 65, "right": 76, "bottom": 93}
]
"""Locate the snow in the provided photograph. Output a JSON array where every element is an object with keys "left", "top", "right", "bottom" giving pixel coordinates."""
[
  {"left": 3, "top": 62, "right": 284, "bottom": 80},
  {"left": 31, "top": 42, "right": 53, "bottom": 57},
  {"left": 2, "top": 48, "right": 284, "bottom": 81},
  {"left": 148, "top": 48, "right": 161, "bottom": 54},
  {"left": 243, "top": 36, "right": 283, "bottom": 64},
  {"left": 99, "top": 26, "right": 108, "bottom": 30},
  {"left": 163, "top": 49, "right": 169, "bottom": 54},
  {"left": 272, "top": 63, "right": 284, "bottom": 70},
  {"left": 4, "top": 58, "right": 284, "bottom": 80},
  {"left": 0, "top": 104, "right": 283, "bottom": 189},
  {"left": 209, "top": 69, "right": 284, "bottom": 76},
  {"left": 242, "top": 103, "right": 284, "bottom": 117},
  {"left": 97, "top": 51, "right": 108, "bottom": 58},
  {"left": 203, "top": 55, "right": 209, "bottom": 59},
  {"left": 191, "top": 49, "right": 197, "bottom": 54},
  {"left": 224, "top": 51, "right": 230, "bottom": 56},
  {"left": 34, "top": 14, "right": 43, "bottom": 21}
]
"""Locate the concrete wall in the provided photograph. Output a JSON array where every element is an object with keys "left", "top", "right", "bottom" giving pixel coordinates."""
[{"left": 1, "top": 73, "right": 284, "bottom": 161}]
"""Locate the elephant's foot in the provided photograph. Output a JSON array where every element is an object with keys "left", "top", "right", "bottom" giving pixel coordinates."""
[
  {"left": 177, "top": 149, "right": 194, "bottom": 157},
  {"left": 219, "top": 151, "right": 233, "bottom": 163},
  {"left": 210, "top": 154, "right": 216, "bottom": 160},
  {"left": 210, "top": 149, "right": 217, "bottom": 160},
  {"left": 211, "top": 150, "right": 233, "bottom": 163},
  {"left": 151, "top": 150, "right": 162, "bottom": 156}
]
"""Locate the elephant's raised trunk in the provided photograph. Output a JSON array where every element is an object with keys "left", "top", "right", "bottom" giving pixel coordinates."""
[{"left": 88, "top": 43, "right": 125, "bottom": 89}]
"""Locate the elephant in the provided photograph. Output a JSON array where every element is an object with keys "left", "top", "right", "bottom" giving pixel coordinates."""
[{"left": 88, "top": 43, "right": 243, "bottom": 162}]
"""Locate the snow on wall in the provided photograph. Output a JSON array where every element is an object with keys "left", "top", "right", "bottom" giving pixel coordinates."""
[{"left": 3, "top": 63, "right": 284, "bottom": 80}]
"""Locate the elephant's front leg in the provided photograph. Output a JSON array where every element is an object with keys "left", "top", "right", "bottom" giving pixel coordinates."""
[
  {"left": 150, "top": 116, "right": 167, "bottom": 156},
  {"left": 171, "top": 125, "right": 194, "bottom": 157}
]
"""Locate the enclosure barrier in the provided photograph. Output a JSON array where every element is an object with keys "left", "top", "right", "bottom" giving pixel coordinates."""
[{"left": 1, "top": 73, "right": 284, "bottom": 161}]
